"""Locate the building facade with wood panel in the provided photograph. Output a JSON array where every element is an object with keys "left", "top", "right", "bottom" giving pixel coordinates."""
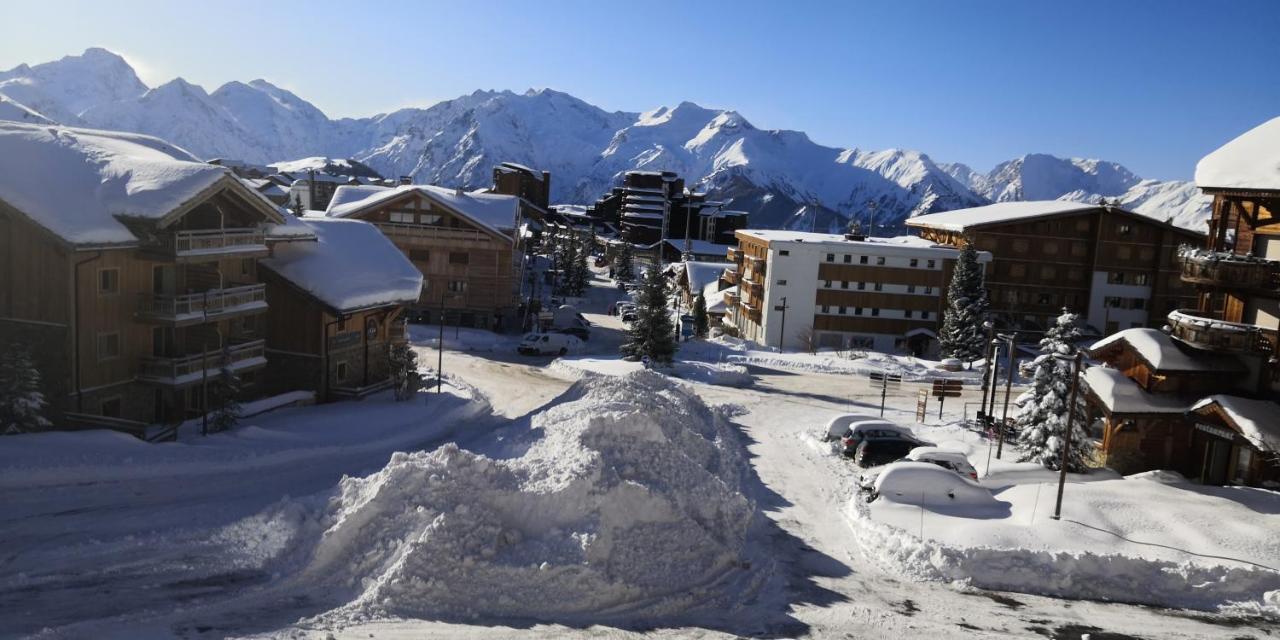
[
  {"left": 323, "top": 184, "right": 528, "bottom": 331},
  {"left": 0, "top": 122, "right": 304, "bottom": 434},
  {"left": 722, "top": 229, "right": 990, "bottom": 355},
  {"left": 907, "top": 202, "right": 1202, "bottom": 334}
]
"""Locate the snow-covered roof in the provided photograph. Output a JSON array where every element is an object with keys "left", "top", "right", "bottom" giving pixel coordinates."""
[
  {"left": 738, "top": 230, "right": 985, "bottom": 259},
  {"left": 0, "top": 121, "right": 262, "bottom": 246},
  {"left": 662, "top": 238, "right": 731, "bottom": 256},
  {"left": 904, "top": 201, "right": 1100, "bottom": 232},
  {"left": 1087, "top": 328, "right": 1244, "bottom": 373},
  {"left": 1083, "top": 366, "right": 1195, "bottom": 415},
  {"left": 678, "top": 261, "right": 725, "bottom": 292},
  {"left": 264, "top": 213, "right": 318, "bottom": 241},
  {"left": 1192, "top": 395, "right": 1280, "bottom": 453},
  {"left": 324, "top": 184, "right": 521, "bottom": 239},
  {"left": 704, "top": 284, "right": 734, "bottom": 314},
  {"left": 1195, "top": 116, "right": 1280, "bottom": 192},
  {"left": 259, "top": 218, "right": 422, "bottom": 312}
]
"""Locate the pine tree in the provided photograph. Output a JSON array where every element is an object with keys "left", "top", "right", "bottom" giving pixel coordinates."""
[
  {"left": 565, "top": 233, "right": 590, "bottom": 296},
  {"left": 1014, "top": 308, "right": 1091, "bottom": 472},
  {"left": 692, "top": 292, "right": 709, "bottom": 338},
  {"left": 621, "top": 266, "right": 678, "bottom": 364},
  {"left": 0, "top": 344, "right": 51, "bottom": 435},
  {"left": 939, "top": 241, "right": 990, "bottom": 365},
  {"left": 290, "top": 194, "right": 304, "bottom": 217},
  {"left": 614, "top": 242, "right": 636, "bottom": 284},
  {"left": 208, "top": 346, "right": 243, "bottom": 434},
  {"left": 389, "top": 341, "right": 423, "bottom": 401}
]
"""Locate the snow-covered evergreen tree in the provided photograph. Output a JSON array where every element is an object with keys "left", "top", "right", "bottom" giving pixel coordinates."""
[
  {"left": 0, "top": 345, "right": 51, "bottom": 434},
  {"left": 564, "top": 233, "right": 590, "bottom": 296},
  {"left": 389, "top": 341, "right": 423, "bottom": 401},
  {"left": 613, "top": 242, "right": 636, "bottom": 284},
  {"left": 1014, "top": 308, "right": 1091, "bottom": 472},
  {"left": 621, "top": 266, "right": 678, "bottom": 364},
  {"left": 939, "top": 241, "right": 989, "bottom": 365},
  {"left": 692, "top": 292, "right": 709, "bottom": 338},
  {"left": 208, "top": 346, "right": 243, "bottom": 434},
  {"left": 289, "top": 194, "right": 304, "bottom": 217}
]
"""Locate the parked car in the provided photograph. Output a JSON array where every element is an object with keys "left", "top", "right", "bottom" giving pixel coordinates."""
[
  {"left": 620, "top": 310, "right": 637, "bottom": 323},
  {"left": 517, "top": 332, "right": 581, "bottom": 356},
  {"left": 858, "top": 448, "right": 979, "bottom": 495},
  {"left": 840, "top": 421, "right": 925, "bottom": 456},
  {"left": 866, "top": 461, "right": 997, "bottom": 507},
  {"left": 552, "top": 326, "right": 590, "bottom": 341},
  {"left": 824, "top": 414, "right": 882, "bottom": 441},
  {"left": 852, "top": 437, "right": 925, "bottom": 468}
]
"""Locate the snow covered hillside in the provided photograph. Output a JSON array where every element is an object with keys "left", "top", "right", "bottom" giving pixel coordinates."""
[{"left": 0, "top": 48, "right": 1211, "bottom": 231}]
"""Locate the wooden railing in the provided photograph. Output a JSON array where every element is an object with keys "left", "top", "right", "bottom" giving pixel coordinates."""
[
  {"left": 1166, "top": 309, "right": 1276, "bottom": 355},
  {"left": 721, "top": 268, "right": 740, "bottom": 285},
  {"left": 138, "top": 284, "right": 266, "bottom": 322},
  {"left": 1179, "top": 249, "right": 1280, "bottom": 292},
  {"left": 152, "top": 228, "right": 267, "bottom": 256},
  {"left": 374, "top": 222, "right": 497, "bottom": 243},
  {"left": 139, "top": 339, "right": 266, "bottom": 383}
]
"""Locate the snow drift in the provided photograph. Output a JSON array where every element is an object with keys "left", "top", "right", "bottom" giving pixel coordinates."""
[{"left": 283, "top": 372, "right": 772, "bottom": 624}]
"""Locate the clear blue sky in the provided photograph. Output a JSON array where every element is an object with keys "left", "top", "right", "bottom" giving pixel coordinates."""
[{"left": 1, "top": 0, "right": 1276, "bottom": 180}]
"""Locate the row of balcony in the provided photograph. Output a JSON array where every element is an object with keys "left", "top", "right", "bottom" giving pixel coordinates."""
[
  {"left": 137, "top": 284, "right": 267, "bottom": 325},
  {"left": 1166, "top": 309, "right": 1277, "bottom": 355},
  {"left": 146, "top": 228, "right": 268, "bottom": 260},
  {"left": 1178, "top": 247, "right": 1280, "bottom": 292},
  {"left": 375, "top": 221, "right": 497, "bottom": 243},
  {"left": 138, "top": 339, "right": 267, "bottom": 386}
]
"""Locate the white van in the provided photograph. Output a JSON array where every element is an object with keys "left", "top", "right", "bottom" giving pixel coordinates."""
[{"left": 518, "top": 332, "right": 582, "bottom": 356}]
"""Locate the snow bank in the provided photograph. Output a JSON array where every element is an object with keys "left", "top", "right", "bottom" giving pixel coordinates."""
[
  {"left": 284, "top": 372, "right": 772, "bottom": 624},
  {"left": 670, "top": 362, "right": 752, "bottom": 387},
  {"left": 846, "top": 497, "right": 1280, "bottom": 617},
  {"left": 551, "top": 357, "right": 752, "bottom": 388}
]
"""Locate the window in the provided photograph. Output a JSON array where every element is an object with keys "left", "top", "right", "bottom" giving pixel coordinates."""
[
  {"left": 909, "top": 258, "right": 918, "bottom": 267},
  {"left": 927, "top": 259, "right": 936, "bottom": 269},
  {"left": 843, "top": 254, "right": 852, "bottom": 264},
  {"left": 821, "top": 305, "right": 830, "bottom": 313},
  {"left": 1117, "top": 246, "right": 1132, "bottom": 260},
  {"left": 1037, "top": 293, "right": 1052, "bottom": 305},
  {"left": 1139, "top": 247, "right": 1154, "bottom": 261},
  {"left": 100, "top": 396, "right": 122, "bottom": 418},
  {"left": 336, "top": 361, "right": 349, "bottom": 383},
  {"left": 875, "top": 256, "right": 885, "bottom": 266},
  {"left": 776, "top": 279, "right": 787, "bottom": 286},
  {"left": 1071, "top": 242, "right": 1088, "bottom": 257},
  {"left": 921, "top": 311, "right": 930, "bottom": 320},
  {"left": 854, "top": 307, "right": 863, "bottom": 316},
  {"left": 838, "top": 306, "right": 847, "bottom": 315},
  {"left": 1010, "top": 264, "right": 1027, "bottom": 277},
  {"left": 240, "top": 259, "right": 253, "bottom": 276},
  {"left": 1043, "top": 242, "right": 1058, "bottom": 255},
  {"left": 390, "top": 212, "right": 415, "bottom": 224},
  {"left": 1134, "top": 274, "right": 1149, "bottom": 285},
  {"left": 448, "top": 280, "right": 468, "bottom": 293},
  {"left": 779, "top": 250, "right": 790, "bottom": 256},
  {"left": 859, "top": 256, "right": 869, "bottom": 264},
  {"left": 98, "top": 268, "right": 119, "bottom": 296},
  {"left": 1041, "top": 266, "right": 1056, "bottom": 279},
  {"left": 1076, "top": 219, "right": 1091, "bottom": 232},
  {"left": 1108, "top": 272, "right": 1125, "bottom": 284},
  {"left": 1117, "top": 223, "right": 1133, "bottom": 235},
  {"left": 449, "top": 252, "right": 469, "bottom": 265},
  {"left": 904, "top": 310, "right": 913, "bottom": 319},
  {"left": 826, "top": 253, "right": 835, "bottom": 262},
  {"left": 870, "top": 308, "right": 880, "bottom": 317},
  {"left": 420, "top": 213, "right": 444, "bottom": 226},
  {"left": 823, "top": 280, "right": 832, "bottom": 288},
  {"left": 1013, "top": 239, "right": 1029, "bottom": 253},
  {"left": 857, "top": 281, "right": 866, "bottom": 290},
  {"left": 873, "top": 283, "right": 883, "bottom": 291},
  {"left": 1068, "top": 268, "right": 1083, "bottom": 281},
  {"left": 97, "top": 332, "right": 121, "bottom": 361},
  {"left": 841, "top": 281, "right": 849, "bottom": 289},
  {"left": 924, "top": 286, "right": 933, "bottom": 295},
  {"left": 907, "top": 285, "right": 916, "bottom": 293},
  {"left": 409, "top": 249, "right": 430, "bottom": 262},
  {"left": 1133, "top": 298, "right": 1146, "bottom": 310}
]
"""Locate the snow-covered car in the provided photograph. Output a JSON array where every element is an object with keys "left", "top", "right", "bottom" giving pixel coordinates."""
[
  {"left": 858, "top": 448, "right": 979, "bottom": 495},
  {"left": 517, "top": 332, "right": 582, "bottom": 356},
  {"left": 868, "top": 461, "right": 997, "bottom": 506},
  {"left": 620, "top": 310, "right": 638, "bottom": 323},
  {"left": 851, "top": 438, "right": 923, "bottom": 468},
  {"left": 839, "top": 421, "right": 923, "bottom": 455},
  {"left": 823, "top": 414, "right": 881, "bottom": 440}
]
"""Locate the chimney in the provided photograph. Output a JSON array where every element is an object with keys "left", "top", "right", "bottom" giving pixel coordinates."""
[{"left": 399, "top": 175, "right": 412, "bottom": 185}]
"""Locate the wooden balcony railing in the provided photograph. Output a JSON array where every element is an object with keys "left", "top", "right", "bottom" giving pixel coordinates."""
[
  {"left": 1179, "top": 247, "right": 1280, "bottom": 292},
  {"left": 375, "top": 222, "right": 498, "bottom": 243},
  {"left": 139, "top": 339, "right": 266, "bottom": 385},
  {"left": 151, "top": 228, "right": 267, "bottom": 258},
  {"left": 1166, "top": 309, "right": 1276, "bottom": 355},
  {"left": 138, "top": 284, "right": 266, "bottom": 323},
  {"left": 721, "top": 267, "right": 740, "bottom": 285}
]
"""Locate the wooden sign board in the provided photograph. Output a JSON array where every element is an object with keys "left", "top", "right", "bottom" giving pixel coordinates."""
[{"left": 916, "top": 389, "right": 928, "bottom": 422}]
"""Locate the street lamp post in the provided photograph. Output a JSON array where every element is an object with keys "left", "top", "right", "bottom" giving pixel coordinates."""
[
  {"left": 978, "top": 320, "right": 995, "bottom": 426},
  {"left": 1050, "top": 350, "right": 1085, "bottom": 521},
  {"left": 776, "top": 296, "right": 789, "bottom": 353},
  {"left": 996, "top": 331, "right": 1018, "bottom": 459}
]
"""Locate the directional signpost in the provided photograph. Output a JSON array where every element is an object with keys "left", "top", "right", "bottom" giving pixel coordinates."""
[
  {"left": 931, "top": 379, "right": 964, "bottom": 419},
  {"left": 868, "top": 372, "right": 903, "bottom": 417}
]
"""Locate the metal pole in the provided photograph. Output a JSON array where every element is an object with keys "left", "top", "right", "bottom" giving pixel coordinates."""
[
  {"left": 978, "top": 324, "right": 995, "bottom": 424},
  {"left": 1051, "top": 352, "right": 1084, "bottom": 521},
  {"left": 201, "top": 340, "right": 208, "bottom": 436},
  {"left": 997, "top": 332, "right": 1017, "bottom": 459},
  {"left": 437, "top": 292, "right": 445, "bottom": 394},
  {"left": 879, "top": 378, "right": 888, "bottom": 417},
  {"left": 777, "top": 296, "right": 787, "bottom": 353},
  {"left": 986, "top": 339, "right": 1002, "bottom": 430}
]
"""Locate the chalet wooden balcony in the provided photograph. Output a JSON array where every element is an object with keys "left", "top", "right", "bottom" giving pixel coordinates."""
[
  {"left": 1179, "top": 248, "right": 1280, "bottom": 292},
  {"left": 137, "top": 284, "right": 267, "bottom": 326},
  {"left": 745, "top": 280, "right": 764, "bottom": 296},
  {"left": 726, "top": 247, "right": 743, "bottom": 262},
  {"left": 148, "top": 228, "right": 268, "bottom": 261},
  {"left": 138, "top": 339, "right": 267, "bottom": 387},
  {"left": 1166, "top": 309, "right": 1276, "bottom": 355},
  {"left": 374, "top": 222, "right": 498, "bottom": 245},
  {"left": 721, "top": 266, "right": 740, "bottom": 285}
]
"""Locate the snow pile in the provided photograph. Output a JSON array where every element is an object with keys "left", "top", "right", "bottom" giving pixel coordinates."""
[
  {"left": 670, "top": 361, "right": 752, "bottom": 387},
  {"left": 288, "top": 372, "right": 770, "bottom": 624},
  {"left": 846, "top": 498, "right": 1280, "bottom": 616}
]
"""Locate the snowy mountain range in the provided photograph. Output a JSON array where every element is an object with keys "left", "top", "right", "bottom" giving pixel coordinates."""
[{"left": 0, "top": 48, "right": 1211, "bottom": 231}]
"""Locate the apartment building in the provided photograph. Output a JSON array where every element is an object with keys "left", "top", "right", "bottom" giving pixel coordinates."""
[
  {"left": 583, "top": 170, "right": 747, "bottom": 247},
  {"left": 907, "top": 201, "right": 1202, "bottom": 334},
  {"left": 722, "top": 230, "right": 991, "bottom": 355},
  {"left": 490, "top": 162, "right": 551, "bottom": 210},
  {"left": 0, "top": 121, "right": 306, "bottom": 432},
  {"left": 322, "top": 184, "right": 528, "bottom": 331}
]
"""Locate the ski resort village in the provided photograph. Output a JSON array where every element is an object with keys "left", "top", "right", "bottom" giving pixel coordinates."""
[{"left": 2, "top": 12, "right": 1280, "bottom": 639}]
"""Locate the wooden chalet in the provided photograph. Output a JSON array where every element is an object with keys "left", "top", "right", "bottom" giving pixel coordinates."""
[{"left": 258, "top": 218, "right": 422, "bottom": 399}]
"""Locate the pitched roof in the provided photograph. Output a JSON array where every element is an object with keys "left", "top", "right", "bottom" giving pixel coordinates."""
[
  {"left": 1192, "top": 395, "right": 1280, "bottom": 453},
  {"left": 904, "top": 201, "right": 1099, "bottom": 232},
  {"left": 0, "top": 121, "right": 282, "bottom": 246},
  {"left": 678, "top": 261, "right": 725, "bottom": 292},
  {"left": 1083, "top": 366, "right": 1197, "bottom": 415},
  {"left": 324, "top": 184, "right": 521, "bottom": 239},
  {"left": 1087, "top": 328, "right": 1245, "bottom": 373},
  {"left": 1195, "top": 115, "right": 1280, "bottom": 192},
  {"left": 259, "top": 218, "right": 422, "bottom": 312}
]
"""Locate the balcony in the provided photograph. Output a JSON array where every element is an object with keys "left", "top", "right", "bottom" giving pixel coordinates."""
[
  {"left": 149, "top": 228, "right": 268, "bottom": 261},
  {"left": 137, "top": 284, "right": 266, "bottom": 325},
  {"left": 1166, "top": 309, "right": 1276, "bottom": 355},
  {"left": 727, "top": 247, "right": 743, "bottom": 262},
  {"left": 1179, "top": 247, "right": 1280, "bottom": 292},
  {"left": 374, "top": 222, "right": 497, "bottom": 245},
  {"left": 721, "top": 267, "right": 740, "bottom": 285},
  {"left": 745, "top": 280, "right": 764, "bottom": 296},
  {"left": 138, "top": 339, "right": 267, "bottom": 386}
]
